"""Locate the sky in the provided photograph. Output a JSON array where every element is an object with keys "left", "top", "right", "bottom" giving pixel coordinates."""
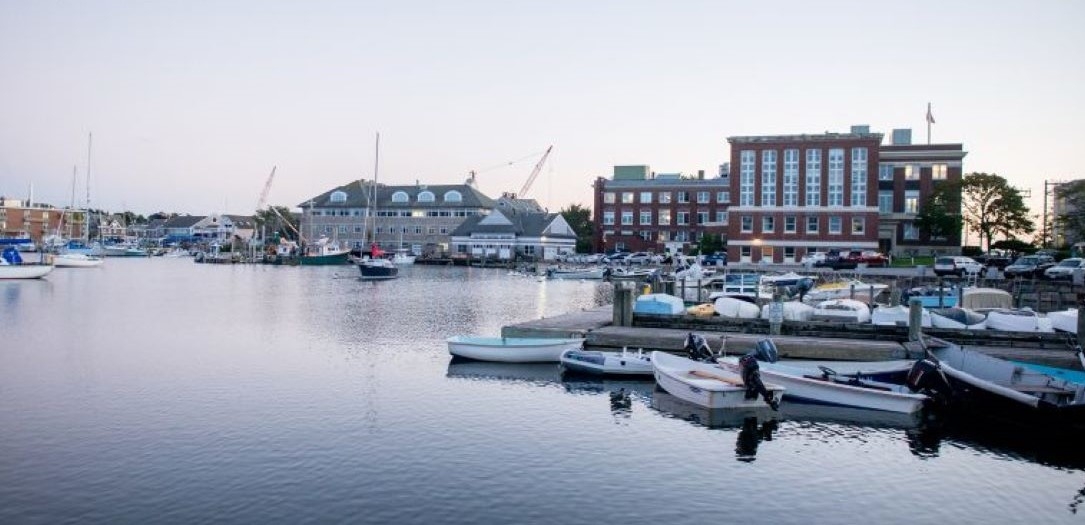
[{"left": 1, "top": 0, "right": 1082, "bottom": 218}]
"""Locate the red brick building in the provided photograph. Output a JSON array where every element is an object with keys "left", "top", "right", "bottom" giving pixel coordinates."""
[
  {"left": 592, "top": 165, "right": 729, "bottom": 254},
  {"left": 726, "top": 129, "right": 882, "bottom": 263}
]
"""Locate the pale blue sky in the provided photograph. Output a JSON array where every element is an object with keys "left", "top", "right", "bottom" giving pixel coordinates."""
[{"left": 1, "top": 0, "right": 1082, "bottom": 216}]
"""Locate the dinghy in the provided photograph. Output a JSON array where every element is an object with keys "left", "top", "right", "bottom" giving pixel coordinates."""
[
  {"left": 759, "top": 301, "right": 815, "bottom": 322},
  {"left": 446, "top": 336, "right": 585, "bottom": 363},
  {"left": 1048, "top": 309, "right": 1078, "bottom": 334},
  {"left": 651, "top": 351, "right": 784, "bottom": 409},
  {"left": 803, "top": 279, "right": 887, "bottom": 304},
  {"left": 985, "top": 309, "right": 1054, "bottom": 333},
  {"left": 560, "top": 347, "right": 654, "bottom": 376},
  {"left": 713, "top": 296, "right": 761, "bottom": 319},
  {"left": 633, "top": 293, "right": 685, "bottom": 315},
  {"left": 871, "top": 305, "right": 931, "bottom": 327},
  {"left": 811, "top": 299, "right": 871, "bottom": 324},
  {"left": 928, "top": 308, "right": 988, "bottom": 330}
]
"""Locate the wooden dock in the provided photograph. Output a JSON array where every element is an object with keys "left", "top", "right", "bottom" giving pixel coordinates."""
[{"left": 501, "top": 306, "right": 1083, "bottom": 368}]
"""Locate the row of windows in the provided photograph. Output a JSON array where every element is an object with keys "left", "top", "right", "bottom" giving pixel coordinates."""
[
  {"left": 738, "top": 215, "right": 866, "bottom": 235},
  {"left": 741, "top": 148, "right": 868, "bottom": 208},
  {"left": 878, "top": 164, "right": 949, "bottom": 181},
  {"left": 327, "top": 189, "right": 465, "bottom": 204},
  {"left": 601, "top": 210, "right": 729, "bottom": 226},
  {"left": 877, "top": 190, "right": 922, "bottom": 214},
  {"left": 312, "top": 209, "right": 479, "bottom": 217},
  {"left": 603, "top": 190, "right": 730, "bottom": 205},
  {"left": 323, "top": 225, "right": 451, "bottom": 235}
]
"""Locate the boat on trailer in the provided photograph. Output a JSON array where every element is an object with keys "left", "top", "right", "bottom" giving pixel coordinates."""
[{"left": 447, "top": 336, "right": 585, "bottom": 363}]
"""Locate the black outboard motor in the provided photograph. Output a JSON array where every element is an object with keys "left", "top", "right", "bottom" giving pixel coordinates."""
[
  {"left": 905, "top": 357, "right": 954, "bottom": 402},
  {"left": 752, "top": 339, "right": 780, "bottom": 363},
  {"left": 684, "top": 333, "right": 716, "bottom": 362},
  {"left": 738, "top": 353, "right": 779, "bottom": 410}
]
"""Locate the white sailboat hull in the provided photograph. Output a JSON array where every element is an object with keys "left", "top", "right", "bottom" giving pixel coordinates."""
[{"left": 0, "top": 264, "right": 54, "bottom": 279}]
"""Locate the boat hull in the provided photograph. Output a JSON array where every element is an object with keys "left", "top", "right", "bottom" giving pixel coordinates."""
[
  {"left": 0, "top": 264, "right": 54, "bottom": 279},
  {"left": 53, "top": 254, "right": 104, "bottom": 268},
  {"left": 652, "top": 351, "right": 783, "bottom": 409},
  {"left": 300, "top": 252, "right": 351, "bottom": 265},
  {"left": 560, "top": 349, "right": 654, "bottom": 376},
  {"left": 447, "top": 336, "right": 585, "bottom": 363},
  {"left": 358, "top": 261, "right": 399, "bottom": 280}
]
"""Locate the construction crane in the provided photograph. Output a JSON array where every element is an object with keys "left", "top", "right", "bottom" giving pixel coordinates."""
[
  {"left": 255, "top": 166, "right": 277, "bottom": 211},
  {"left": 516, "top": 145, "right": 553, "bottom": 199}
]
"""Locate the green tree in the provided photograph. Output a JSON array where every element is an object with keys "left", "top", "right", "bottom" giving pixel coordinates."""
[
  {"left": 697, "top": 232, "right": 725, "bottom": 254},
  {"left": 959, "top": 172, "right": 1034, "bottom": 251},
  {"left": 559, "top": 204, "right": 594, "bottom": 253},
  {"left": 254, "top": 205, "right": 300, "bottom": 241},
  {"left": 915, "top": 183, "right": 963, "bottom": 241},
  {"left": 1054, "top": 179, "right": 1085, "bottom": 247}
]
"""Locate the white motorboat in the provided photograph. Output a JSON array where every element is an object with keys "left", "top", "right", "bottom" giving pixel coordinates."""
[
  {"left": 811, "top": 298, "right": 871, "bottom": 324},
  {"left": 53, "top": 253, "right": 105, "bottom": 268},
  {"left": 651, "top": 351, "right": 784, "bottom": 409},
  {"left": 560, "top": 348, "right": 654, "bottom": 376},
  {"left": 759, "top": 301, "right": 815, "bottom": 322},
  {"left": 871, "top": 305, "right": 931, "bottom": 328},
  {"left": 929, "top": 308, "right": 988, "bottom": 330},
  {"left": 608, "top": 267, "right": 659, "bottom": 281},
  {"left": 1048, "top": 309, "right": 1078, "bottom": 334},
  {"left": 960, "top": 287, "right": 1013, "bottom": 310},
  {"left": 985, "top": 309, "right": 1054, "bottom": 333},
  {"left": 713, "top": 296, "right": 761, "bottom": 319},
  {"left": 633, "top": 293, "right": 685, "bottom": 315},
  {"left": 446, "top": 336, "right": 585, "bottom": 363},
  {"left": 546, "top": 267, "right": 607, "bottom": 280},
  {"left": 391, "top": 250, "right": 416, "bottom": 265},
  {"left": 717, "top": 355, "right": 928, "bottom": 414},
  {"left": 803, "top": 280, "right": 887, "bottom": 304}
]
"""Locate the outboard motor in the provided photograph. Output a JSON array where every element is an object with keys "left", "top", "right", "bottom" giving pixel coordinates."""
[
  {"left": 738, "top": 353, "right": 779, "bottom": 410},
  {"left": 905, "top": 357, "right": 954, "bottom": 402},
  {"left": 684, "top": 333, "right": 716, "bottom": 362},
  {"left": 753, "top": 339, "right": 780, "bottom": 363}
]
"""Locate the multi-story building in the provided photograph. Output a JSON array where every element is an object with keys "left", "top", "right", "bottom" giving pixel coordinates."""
[
  {"left": 300, "top": 179, "right": 495, "bottom": 256},
  {"left": 877, "top": 128, "right": 967, "bottom": 255},
  {"left": 0, "top": 198, "right": 86, "bottom": 244},
  {"left": 591, "top": 165, "right": 730, "bottom": 254},
  {"left": 725, "top": 128, "right": 882, "bottom": 263}
]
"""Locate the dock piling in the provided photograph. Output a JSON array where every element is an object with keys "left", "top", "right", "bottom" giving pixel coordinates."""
[
  {"left": 613, "top": 281, "right": 634, "bottom": 327},
  {"left": 908, "top": 298, "right": 923, "bottom": 342}
]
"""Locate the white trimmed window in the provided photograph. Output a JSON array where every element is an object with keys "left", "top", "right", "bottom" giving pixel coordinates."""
[
  {"left": 805, "top": 149, "right": 821, "bottom": 206},
  {"left": 904, "top": 222, "right": 920, "bottom": 240},
  {"left": 391, "top": 191, "right": 409, "bottom": 203},
  {"left": 852, "top": 217, "right": 865, "bottom": 235},
  {"left": 640, "top": 192, "right": 652, "bottom": 204},
  {"left": 621, "top": 192, "right": 634, "bottom": 204},
  {"left": 658, "top": 210, "right": 671, "bottom": 226},
  {"left": 740, "top": 150, "right": 755, "bottom": 206},
  {"left": 807, "top": 216, "right": 819, "bottom": 233},
  {"left": 717, "top": 191, "right": 730, "bottom": 203},
  {"left": 696, "top": 211, "right": 708, "bottom": 225},
  {"left": 677, "top": 211, "right": 690, "bottom": 225},
  {"left": 677, "top": 191, "right": 690, "bottom": 204},
  {"left": 932, "top": 164, "right": 947, "bottom": 180},
  {"left": 603, "top": 192, "right": 616, "bottom": 204},
  {"left": 443, "top": 190, "right": 462, "bottom": 202},
  {"left": 741, "top": 216, "right": 753, "bottom": 232},
  {"left": 697, "top": 191, "right": 710, "bottom": 204},
  {"left": 905, "top": 190, "right": 920, "bottom": 214},
  {"left": 879, "top": 164, "right": 894, "bottom": 181},
  {"left": 879, "top": 191, "right": 894, "bottom": 213},
  {"left": 783, "top": 149, "right": 799, "bottom": 206},
  {"left": 905, "top": 165, "right": 920, "bottom": 180},
  {"left": 828, "top": 148, "right": 844, "bottom": 206},
  {"left": 763, "top": 216, "right": 775, "bottom": 233},
  {"left": 330, "top": 190, "right": 348, "bottom": 203},
  {"left": 784, "top": 216, "right": 796, "bottom": 233},
  {"left": 659, "top": 192, "right": 672, "bottom": 204},
  {"left": 621, "top": 211, "right": 633, "bottom": 225},
  {"left": 850, "top": 147, "right": 867, "bottom": 207},
  {"left": 829, "top": 216, "right": 842, "bottom": 234},
  {"left": 602, "top": 211, "right": 615, "bottom": 225},
  {"left": 761, "top": 150, "right": 777, "bottom": 206},
  {"left": 417, "top": 191, "right": 435, "bottom": 203},
  {"left": 639, "top": 211, "right": 652, "bottom": 225},
  {"left": 715, "top": 211, "right": 727, "bottom": 224}
]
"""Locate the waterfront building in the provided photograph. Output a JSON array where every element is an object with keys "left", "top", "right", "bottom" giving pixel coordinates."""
[
  {"left": 877, "top": 129, "right": 967, "bottom": 255},
  {"left": 591, "top": 165, "right": 730, "bottom": 255},
  {"left": 300, "top": 179, "right": 495, "bottom": 257},
  {"left": 0, "top": 198, "right": 85, "bottom": 244},
  {"left": 449, "top": 200, "right": 576, "bottom": 261},
  {"left": 157, "top": 214, "right": 255, "bottom": 244}
]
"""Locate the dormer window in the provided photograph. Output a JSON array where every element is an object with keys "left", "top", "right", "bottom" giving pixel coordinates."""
[
  {"left": 330, "top": 191, "right": 348, "bottom": 203},
  {"left": 417, "top": 191, "right": 435, "bottom": 203},
  {"left": 391, "top": 191, "right": 409, "bottom": 203},
  {"left": 444, "top": 190, "right": 463, "bottom": 202}
]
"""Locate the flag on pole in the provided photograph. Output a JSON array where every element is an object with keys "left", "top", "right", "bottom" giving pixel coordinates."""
[{"left": 926, "top": 102, "right": 936, "bottom": 124}]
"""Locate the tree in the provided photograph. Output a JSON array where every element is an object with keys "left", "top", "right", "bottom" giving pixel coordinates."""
[
  {"left": 697, "top": 232, "right": 725, "bottom": 254},
  {"left": 254, "top": 205, "right": 300, "bottom": 241},
  {"left": 1054, "top": 179, "right": 1085, "bottom": 247},
  {"left": 959, "top": 172, "right": 1034, "bottom": 251},
  {"left": 915, "top": 183, "right": 962, "bottom": 241},
  {"left": 559, "top": 204, "right": 593, "bottom": 253}
]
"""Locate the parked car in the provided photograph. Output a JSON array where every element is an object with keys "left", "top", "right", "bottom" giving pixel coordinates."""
[
  {"left": 702, "top": 252, "right": 728, "bottom": 266},
  {"left": 933, "top": 256, "right": 985, "bottom": 277},
  {"left": 626, "top": 252, "right": 663, "bottom": 265},
  {"left": 974, "top": 250, "right": 1013, "bottom": 269},
  {"left": 802, "top": 251, "right": 828, "bottom": 265},
  {"left": 844, "top": 250, "right": 890, "bottom": 268},
  {"left": 1044, "top": 258, "right": 1085, "bottom": 280},
  {"left": 1003, "top": 255, "right": 1056, "bottom": 278},
  {"left": 602, "top": 252, "right": 631, "bottom": 265}
]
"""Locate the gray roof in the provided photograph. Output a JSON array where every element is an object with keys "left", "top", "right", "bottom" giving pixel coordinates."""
[
  {"left": 451, "top": 206, "right": 573, "bottom": 238},
  {"left": 162, "top": 215, "right": 205, "bottom": 228},
  {"left": 300, "top": 181, "right": 496, "bottom": 209},
  {"left": 225, "top": 215, "right": 255, "bottom": 228}
]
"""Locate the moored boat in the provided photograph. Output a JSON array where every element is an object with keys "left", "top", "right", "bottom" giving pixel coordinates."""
[
  {"left": 633, "top": 293, "right": 684, "bottom": 315},
  {"left": 546, "top": 266, "right": 607, "bottom": 280},
  {"left": 651, "top": 351, "right": 784, "bottom": 409},
  {"left": 871, "top": 304, "right": 931, "bottom": 327},
  {"left": 712, "top": 296, "right": 761, "bottom": 319},
  {"left": 560, "top": 348, "right": 654, "bottom": 376},
  {"left": 803, "top": 279, "right": 887, "bottom": 304},
  {"left": 447, "top": 336, "right": 585, "bottom": 363},
  {"left": 0, "top": 247, "right": 53, "bottom": 279},
  {"left": 984, "top": 308, "right": 1054, "bottom": 333},
  {"left": 929, "top": 307, "right": 988, "bottom": 330},
  {"left": 53, "top": 253, "right": 105, "bottom": 268},
  {"left": 1048, "top": 308, "right": 1078, "bottom": 334},
  {"left": 811, "top": 298, "right": 871, "bottom": 324}
]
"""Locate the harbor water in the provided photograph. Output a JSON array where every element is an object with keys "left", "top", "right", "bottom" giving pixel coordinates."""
[{"left": 2, "top": 258, "right": 1085, "bottom": 524}]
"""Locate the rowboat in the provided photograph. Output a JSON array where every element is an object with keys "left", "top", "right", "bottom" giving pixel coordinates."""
[
  {"left": 560, "top": 348, "right": 654, "bottom": 376},
  {"left": 651, "top": 351, "right": 784, "bottom": 409},
  {"left": 446, "top": 336, "right": 585, "bottom": 363}
]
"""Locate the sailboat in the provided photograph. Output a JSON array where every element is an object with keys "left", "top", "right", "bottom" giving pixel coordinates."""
[
  {"left": 54, "top": 164, "right": 105, "bottom": 268},
  {"left": 391, "top": 230, "right": 416, "bottom": 265},
  {"left": 358, "top": 133, "right": 399, "bottom": 281}
]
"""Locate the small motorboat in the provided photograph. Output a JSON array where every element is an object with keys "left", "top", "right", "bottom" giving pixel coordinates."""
[
  {"left": 633, "top": 293, "right": 685, "bottom": 315},
  {"left": 984, "top": 308, "right": 1054, "bottom": 333},
  {"left": 713, "top": 296, "right": 761, "bottom": 319},
  {"left": 871, "top": 305, "right": 931, "bottom": 327},
  {"left": 904, "top": 285, "right": 959, "bottom": 308},
  {"left": 759, "top": 301, "right": 815, "bottom": 322},
  {"left": 929, "top": 308, "right": 988, "bottom": 330},
  {"left": 53, "top": 253, "right": 105, "bottom": 268},
  {"left": 608, "top": 267, "right": 659, "bottom": 281},
  {"left": 546, "top": 267, "right": 607, "bottom": 280},
  {"left": 560, "top": 347, "right": 654, "bottom": 376},
  {"left": 803, "top": 279, "right": 887, "bottom": 304},
  {"left": 446, "top": 335, "right": 585, "bottom": 363},
  {"left": 651, "top": 351, "right": 784, "bottom": 409},
  {"left": 960, "top": 287, "right": 1013, "bottom": 310},
  {"left": 811, "top": 298, "right": 871, "bottom": 324},
  {"left": 1048, "top": 309, "right": 1078, "bottom": 334}
]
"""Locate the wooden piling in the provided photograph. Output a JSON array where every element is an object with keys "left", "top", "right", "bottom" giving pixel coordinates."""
[
  {"left": 908, "top": 298, "right": 923, "bottom": 342},
  {"left": 613, "top": 282, "right": 634, "bottom": 327}
]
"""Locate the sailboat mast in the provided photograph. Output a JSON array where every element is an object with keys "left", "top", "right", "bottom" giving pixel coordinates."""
[
  {"left": 85, "top": 132, "right": 92, "bottom": 241},
  {"left": 372, "top": 132, "right": 380, "bottom": 250}
]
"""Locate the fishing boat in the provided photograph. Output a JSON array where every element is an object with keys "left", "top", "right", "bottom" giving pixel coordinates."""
[
  {"left": 446, "top": 335, "right": 585, "bottom": 363},
  {"left": 651, "top": 351, "right": 784, "bottom": 409},
  {"left": 0, "top": 247, "right": 53, "bottom": 279},
  {"left": 53, "top": 253, "right": 104, "bottom": 268},
  {"left": 546, "top": 266, "right": 607, "bottom": 280},
  {"left": 717, "top": 344, "right": 928, "bottom": 414},
  {"left": 559, "top": 347, "right": 654, "bottom": 376},
  {"left": 810, "top": 298, "right": 871, "bottom": 324},
  {"left": 300, "top": 236, "right": 351, "bottom": 265}
]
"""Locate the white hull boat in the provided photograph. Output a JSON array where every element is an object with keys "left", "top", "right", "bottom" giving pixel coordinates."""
[
  {"left": 713, "top": 296, "right": 761, "bottom": 319},
  {"left": 1049, "top": 309, "right": 1078, "bottom": 334},
  {"left": 651, "top": 351, "right": 784, "bottom": 409},
  {"left": 53, "top": 253, "right": 105, "bottom": 268},
  {"left": 811, "top": 299, "right": 871, "bottom": 324},
  {"left": 717, "top": 357, "right": 928, "bottom": 414},
  {"left": 634, "top": 293, "right": 685, "bottom": 315},
  {"left": 803, "top": 280, "right": 887, "bottom": 304},
  {"left": 985, "top": 309, "right": 1054, "bottom": 333},
  {"left": 759, "top": 301, "right": 815, "bottom": 322},
  {"left": 0, "top": 263, "right": 54, "bottom": 279},
  {"left": 560, "top": 348, "right": 654, "bottom": 376},
  {"left": 871, "top": 305, "right": 931, "bottom": 328},
  {"left": 391, "top": 251, "right": 416, "bottom": 265},
  {"left": 447, "top": 336, "right": 585, "bottom": 363},
  {"left": 547, "top": 267, "right": 607, "bottom": 280}
]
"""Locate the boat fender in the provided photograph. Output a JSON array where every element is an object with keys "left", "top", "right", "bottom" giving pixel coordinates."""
[{"left": 739, "top": 354, "right": 779, "bottom": 410}]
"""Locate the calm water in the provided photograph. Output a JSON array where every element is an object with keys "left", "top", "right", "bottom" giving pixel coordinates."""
[{"left": 2, "top": 259, "right": 1084, "bottom": 524}]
